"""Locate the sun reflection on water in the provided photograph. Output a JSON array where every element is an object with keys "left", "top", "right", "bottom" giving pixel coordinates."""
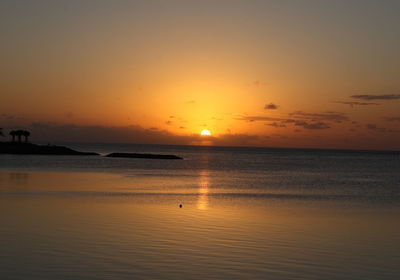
[{"left": 197, "top": 170, "right": 210, "bottom": 210}]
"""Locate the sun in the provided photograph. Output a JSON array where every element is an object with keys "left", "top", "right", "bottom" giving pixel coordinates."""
[{"left": 200, "top": 129, "right": 211, "bottom": 136}]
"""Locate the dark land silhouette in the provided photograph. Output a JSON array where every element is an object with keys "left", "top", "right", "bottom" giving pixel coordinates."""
[
  {"left": 1, "top": 128, "right": 97, "bottom": 155},
  {"left": 0, "top": 142, "right": 99, "bottom": 156},
  {"left": 1, "top": 129, "right": 182, "bottom": 159}
]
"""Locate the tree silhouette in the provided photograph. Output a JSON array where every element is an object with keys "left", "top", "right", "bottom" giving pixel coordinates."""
[
  {"left": 9, "top": 130, "right": 17, "bottom": 142},
  {"left": 16, "top": 130, "right": 22, "bottom": 142},
  {"left": 22, "top": 130, "right": 30, "bottom": 142},
  {"left": 0, "top": 128, "right": 4, "bottom": 137},
  {"left": 9, "top": 130, "right": 30, "bottom": 143}
]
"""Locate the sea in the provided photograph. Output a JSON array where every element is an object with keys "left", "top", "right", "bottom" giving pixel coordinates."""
[{"left": 1, "top": 143, "right": 399, "bottom": 279}]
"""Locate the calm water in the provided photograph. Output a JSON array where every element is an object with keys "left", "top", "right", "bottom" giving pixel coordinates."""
[{"left": 1, "top": 144, "right": 399, "bottom": 279}]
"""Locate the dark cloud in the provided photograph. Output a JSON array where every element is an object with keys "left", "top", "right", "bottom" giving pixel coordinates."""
[
  {"left": 366, "top": 124, "right": 387, "bottom": 132},
  {"left": 293, "top": 121, "right": 330, "bottom": 130},
  {"left": 366, "top": 124, "right": 400, "bottom": 133},
  {"left": 239, "top": 114, "right": 331, "bottom": 130},
  {"left": 167, "top": 116, "right": 187, "bottom": 123},
  {"left": 384, "top": 117, "right": 400, "bottom": 122},
  {"left": 236, "top": 115, "right": 286, "bottom": 122},
  {"left": 266, "top": 122, "right": 286, "bottom": 128},
  {"left": 264, "top": 103, "right": 279, "bottom": 110},
  {"left": 289, "top": 111, "right": 349, "bottom": 123},
  {"left": 237, "top": 110, "right": 346, "bottom": 129},
  {"left": 1, "top": 114, "right": 16, "bottom": 120},
  {"left": 252, "top": 80, "right": 267, "bottom": 87},
  {"left": 351, "top": 94, "right": 400, "bottom": 101},
  {"left": 333, "top": 101, "right": 380, "bottom": 107}
]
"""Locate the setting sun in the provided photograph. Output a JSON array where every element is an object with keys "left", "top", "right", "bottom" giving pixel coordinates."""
[{"left": 200, "top": 129, "right": 211, "bottom": 136}]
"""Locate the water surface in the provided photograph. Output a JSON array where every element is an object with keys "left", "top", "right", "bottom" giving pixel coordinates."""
[{"left": 1, "top": 144, "right": 399, "bottom": 279}]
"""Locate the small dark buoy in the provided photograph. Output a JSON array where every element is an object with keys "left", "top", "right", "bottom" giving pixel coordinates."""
[{"left": 179, "top": 204, "right": 182, "bottom": 208}]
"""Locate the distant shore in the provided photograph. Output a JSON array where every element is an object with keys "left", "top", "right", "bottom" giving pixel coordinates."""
[
  {"left": 0, "top": 142, "right": 183, "bottom": 159},
  {"left": 0, "top": 142, "right": 99, "bottom": 156}
]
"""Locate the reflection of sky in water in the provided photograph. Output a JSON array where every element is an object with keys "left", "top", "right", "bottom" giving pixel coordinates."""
[
  {"left": 1, "top": 147, "right": 400, "bottom": 278},
  {"left": 0, "top": 170, "right": 400, "bottom": 279}
]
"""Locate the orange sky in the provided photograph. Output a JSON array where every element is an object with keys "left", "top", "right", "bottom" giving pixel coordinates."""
[{"left": 1, "top": 0, "right": 400, "bottom": 150}]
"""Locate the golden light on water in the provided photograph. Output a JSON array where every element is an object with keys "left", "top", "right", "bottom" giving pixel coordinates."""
[
  {"left": 197, "top": 170, "right": 210, "bottom": 210},
  {"left": 200, "top": 129, "right": 211, "bottom": 136}
]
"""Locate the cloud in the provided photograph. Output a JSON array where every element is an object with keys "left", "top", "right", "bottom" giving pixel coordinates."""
[
  {"left": 264, "top": 103, "right": 279, "bottom": 110},
  {"left": 1, "top": 114, "right": 14, "bottom": 120},
  {"left": 237, "top": 110, "right": 347, "bottom": 127},
  {"left": 236, "top": 115, "right": 285, "bottom": 122},
  {"left": 333, "top": 101, "right": 380, "bottom": 107},
  {"left": 293, "top": 121, "right": 330, "bottom": 130},
  {"left": 289, "top": 111, "right": 349, "bottom": 123},
  {"left": 266, "top": 122, "right": 286, "bottom": 128},
  {"left": 384, "top": 117, "right": 400, "bottom": 122},
  {"left": 0, "top": 113, "right": 21, "bottom": 120},
  {"left": 238, "top": 115, "right": 331, "bottom": 130},
  {"left": 186, "top": 100, "right": 196, "bottom": 104},
  {"left": 366, "top": 124, "right": 387, "bottom": 132},
  {"left": 366, "top": 124, "right": 400, "bottom": 133},
  {"left": 252, "top": 80, "right": 267, "bottom": 87},
  {"left": 351, "top": 94, "right": 400, "bottom": 101}
]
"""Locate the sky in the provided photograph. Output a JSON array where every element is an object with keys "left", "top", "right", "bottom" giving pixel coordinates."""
[{"left": 1, "top": 0, "right": 400, "bottom": 150}]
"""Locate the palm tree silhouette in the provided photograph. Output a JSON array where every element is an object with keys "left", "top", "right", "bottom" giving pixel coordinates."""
[
  {"left": 16, "top": 130, "right": 23, "bottom": 142},
  {"left": 22, "top": 130, "right": 30, "bottom": 142},
  {"left": 9, "top": 130, "right": 30, "bottom": 143},
  {"left": 9, "top": 130, "right": 17, "bottom": 142}
]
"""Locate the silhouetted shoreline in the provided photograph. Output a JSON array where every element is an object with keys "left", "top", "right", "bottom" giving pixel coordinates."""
[
  {"left": 0, "top": 142, "right": 99, "bottom": 156},
  {"left": 0, "top": 142, "right": 184, "bottom": 159}
]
